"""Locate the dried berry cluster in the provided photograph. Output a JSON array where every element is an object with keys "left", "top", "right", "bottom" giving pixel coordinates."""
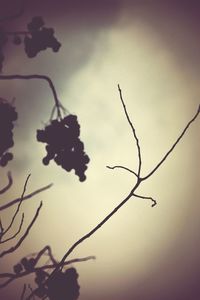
[
  {"left": 13, "top": 257, "right": 36, "bottom": 274},
  {"left": 24, "top": 16, "right": 61, "bottom": 58},
  {"left": 37, "top": 115, "right": 90, "bottom": 181},
  {"left": 0, "top": 100, "right": 17, "bottom": 167},
  {"left": 34, "top": 268, "right": 79, "bottom": 300},
  {"left": 0, "top": 16, "right": 61, "bottom": 71}
]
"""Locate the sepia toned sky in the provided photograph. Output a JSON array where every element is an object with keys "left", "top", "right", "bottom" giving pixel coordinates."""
[{"left": 0, "top": 0, "right": 200, "bottom": 299}]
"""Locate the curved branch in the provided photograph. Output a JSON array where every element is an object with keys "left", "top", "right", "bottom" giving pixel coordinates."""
[
  {"left": 118, "top": 85, "right": 142, "bottom": 177},
  {"left": 106, "top": 165, "right": 138, "bottom": 177},
  {"left": 142, "top": 105, "right": 200, "bottom": 181},
  {"left": 0, "top": 0, "right": 26, "bottom": 22},
  {"left": 3, "top": 174, "right": 30, "bottom": 236},
  {"left": 21, "top": 284, "right": 27, "bottom": 300},
  {"left": 1, "top": 213, "right": 24, "bottom": 244},
  {"left": 0, "top": 171, "right": 13, "bottom": 194},
  {"left": 0, "top": 74, "right": 63, "bottom": 119},
  {"left": 133, "top": 193, "right": 157, "bottom": 207},
  {"left": 0, "top": 202, "right": 43, "bottom": 259},
  {"left": 0, "top": 183, "right": 53, "bottom": 211},
  {"left": 0, "top": 255, "right": 95, "bottom": 288}
]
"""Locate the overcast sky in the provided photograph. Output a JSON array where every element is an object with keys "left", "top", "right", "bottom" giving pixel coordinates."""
[{"left": 0, "top": 1, "right": 200, "bottom": 299}]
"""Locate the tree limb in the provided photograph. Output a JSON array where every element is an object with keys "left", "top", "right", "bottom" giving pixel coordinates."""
[
  {"left": 0, "top": 202, "right": 43, "bottom": 259},
  {"left": 133, "top": 193, "right": 157, "bottom": 207},
  {"left": 141, "top": 105, "right": 200, "bottom": 181},
  {"left": 106, "top": 165, "right": 138, "bottom": 177},
  {"left": 118, "top": 84, "right": 142, "bottom": 177},
  {"left": 0, "top": 183, "right": 53, "bottom": 211},
  {"left": 0, "top": 74, "right": 63, "bottom": 119}
]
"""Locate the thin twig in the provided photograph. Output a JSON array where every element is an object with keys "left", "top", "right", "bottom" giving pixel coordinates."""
[
  {"left": 3, "top": 175, "right": 31, "bottom": 236},
  {"left": 0, "top": 183, "right": 53, "bottom": 211},
  {"left": 0, "top": 74, "right": 63, "bottom": 119},
  {"left": 0, "top": 171, "right": 13, "bottom": 194},
  {"left": 34, "top": 245, "right": 57, "bottom": 266},
  {"left": 25, "top": 87, "right": 199, "bottom": 299},
  {"left": 1, "top": 213, "right": 24, "bottom": 244},
  {"left": 133, "top": 193, "right": 157, "bottom": 207},
  {"left": 106, "top": 165, "right": 138, "bottom": 177},
  {"left": 0, "top": 202, "right": 43, "bottom": 258},
  {"left": 118, "top": 84, "right": 142, "bottom": 177},
  {"left": 141, "top": 105, "right": 200, "bottom": 181},
  {"left": 20, "top": 284, "right": 27, "bottom": 300},
  {"left": 46, "top": 187, "right": 138, "bottom": 280}
]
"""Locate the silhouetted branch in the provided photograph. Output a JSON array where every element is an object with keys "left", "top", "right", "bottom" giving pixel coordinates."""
[
  {"left": 0, "top": 0, "right": 26, "bottom": 22},
  {"left": 106, "top": 165, "right": 138, "bottom": 177},
  {"left": 3, "top": 175, "right": 31, "bottom": 236},
  {"left": 34, "top": 245, "right": 57, "bottom": 266},
  {"left": 133, "top": 193, "right": 157, "bottom": 207},
  {"left": 21, "top": 284, "right": 27, "bottom": 300},
  {"left": 48, "top": 188, "right": 137, "bottom": 278},
  {"left": 0, "top": 183, "right": 53, "bottom": 211},
  {"left": 0, "top": 253, "right": 95, "bottom": 288},
  {"left": 118, "top": 84, "right": 142, "bottom": 177},
  {"left": 141, "top": 105, "right": 200, "bottom": 181},
  {"left": 0, "top": 201, "right": 43, "bottom": 258},
  {"left": 1, "top": 213, "right": 24, "bottom": 244},
  {"left": 0, "top": 74, "right": 64, "bottom": 119},
  {"left": 0, "top": 171, "right": 13, "bottom": 194},
  {"left": 44, "top": 88, "right": 199, "bottom": 291}
]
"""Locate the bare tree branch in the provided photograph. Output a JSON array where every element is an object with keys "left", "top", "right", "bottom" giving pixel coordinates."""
[
  {"left": 118, "top": 84, "right": 142, "bottom": 177},
  {"left": 133, "top": 193, "right": 157, "bottom": 207},
  {"left": 0, "top": 183, "right": 53, "bottom": 212},
  {"left": 0, "top": 254, "right": 95, "bottom": 288},
  {"left": 141, "top": 105, "right": 200, "bottom": 181},
  {"left": 34, "top": 245, "right": 57, "bottom": 266},
  {"left": 20, "top": 284, "right": 27, "bottom": 300},
  {"left": 0, "top": 201, "right": 43, "bottom": 258},
  {"left": 0, "top": 74, "right": 64, "bottom": 119},
  {"left": 43, "top": 89, "right": 199, "bottom": 292},
  {"left": 1, "top": 213, "right": 24, "bottom": 244},
  {"left": 107, "top": 165, "right": 138, "bottom": 177},
  {"left": 3, "top": 175, "right": 31, "bottom": 236},
  {"left": 0, "top": 172, "right": 13, "bottom": 194}
]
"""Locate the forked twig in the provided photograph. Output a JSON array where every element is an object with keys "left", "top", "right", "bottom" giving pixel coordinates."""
[
  {"left": 0, "top": 202, "right": 43, "bottom": 258},
  {"left": 106, "top": 165, "right": 138, "bottom": 177},
  {"left": 0, "top": 183, "right": 53, "bottom": 211},
  {"left": 41, "top": 87, "right": 199, "bottom": 293},
  {"left": 2, "top": 175, "right": 31, "bottom": 237}
]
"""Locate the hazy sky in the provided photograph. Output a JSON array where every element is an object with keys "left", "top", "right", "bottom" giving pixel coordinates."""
[{"left": 0, "top": 1, "right": 200, "bottom": 299}]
